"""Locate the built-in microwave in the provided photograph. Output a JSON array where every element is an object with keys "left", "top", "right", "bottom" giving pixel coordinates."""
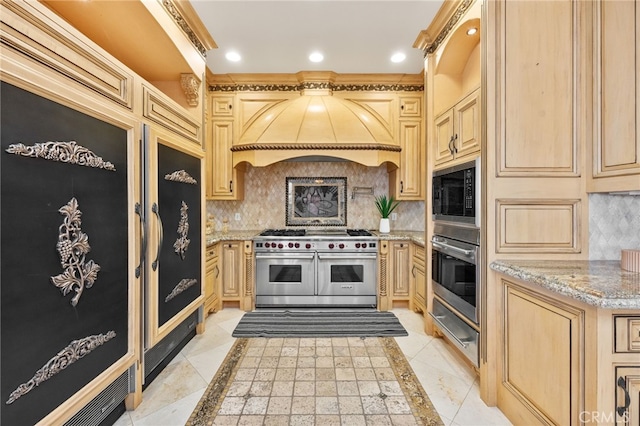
[{"left": 432, "top": 157, "right": 480, "bottom": 226}]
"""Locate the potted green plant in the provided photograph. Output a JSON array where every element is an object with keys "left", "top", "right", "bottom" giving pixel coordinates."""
[{"left": 374, "top": 194, "right": 400, "bottom": 233}]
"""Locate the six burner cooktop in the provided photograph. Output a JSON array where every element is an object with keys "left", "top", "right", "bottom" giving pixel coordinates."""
[{"left": 258, "top": 229, "right": 373, "bottom": 237}]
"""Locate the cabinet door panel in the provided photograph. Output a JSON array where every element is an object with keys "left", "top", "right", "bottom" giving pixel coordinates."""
[
  {"left": 397, "top": 121, "right": 423, "bottom": 199},
  {"left": 455, "top": 91, "right": 480, "bottom": 158},
  {"left": 1, "top": 82, "right": 132, "bottom": 425},
  {"left": 596, "top": 0, "right": 640, "bottom": 177},
  {"left": 434, "top": 109, "right": 455, "bottom": 165}
]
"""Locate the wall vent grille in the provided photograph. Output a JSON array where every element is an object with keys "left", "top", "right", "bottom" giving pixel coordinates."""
[{"left": 63, "top": 369, "right": 130, "bottom": 426}]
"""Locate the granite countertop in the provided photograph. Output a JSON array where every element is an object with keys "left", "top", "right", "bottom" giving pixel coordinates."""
[
  {"left": 490, "top": 260, "right": 640, "bottom": 310},
  {"left": 205, "top": 229, "right": 425, "bottom": 247}
]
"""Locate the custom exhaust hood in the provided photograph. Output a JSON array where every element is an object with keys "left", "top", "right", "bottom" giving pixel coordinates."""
[{"left": 230, "top": 90, "right": 402, "bottom": 168}]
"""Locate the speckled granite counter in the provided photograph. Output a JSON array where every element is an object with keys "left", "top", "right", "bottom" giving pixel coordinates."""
[
  {"left": 374, "top": 230, "right": 425, "bottom": 246},
  {"left": 206, "top": 229, "right": 425, "bottom": 247},
  {"left": 491, "top": 260, "right": 640, "bottom": 310},
  {"left": 206, "top": 230, "right": 261, "bottom": 246}
]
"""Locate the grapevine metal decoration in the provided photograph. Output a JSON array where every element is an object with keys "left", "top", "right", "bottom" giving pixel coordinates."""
[
  {"left": 51, "top": 198, "right": 101, "bottom": 306},
  {"left": 173, "top": 201, "right": 190, "bottom": 260},
  {"left": 6, "top": 141, "right": 116, "bottom": 171},
  {"left": 164, "top": 169, "right": 197, "bottom": 184},
  {"left": 165, "top": 278, "right": 198, "bottom": 302},
  {"left": 5, "top": 331, "right": 116, "bottom": 404}
]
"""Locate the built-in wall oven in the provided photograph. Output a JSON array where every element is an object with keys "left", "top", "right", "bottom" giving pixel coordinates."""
[{"left": 430, "top": 222, "right": 480, "bottom": 367}]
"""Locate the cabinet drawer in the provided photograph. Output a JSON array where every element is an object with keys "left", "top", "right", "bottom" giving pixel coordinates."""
[
  {"left": 412, "top": 243, "right": 425, "bottom": 264},
  {"left": 205, "top": 245, "right": 219, "bottom": 264},
  {"left": 615, "top": 316, "right": 640, "bottom": 352}
]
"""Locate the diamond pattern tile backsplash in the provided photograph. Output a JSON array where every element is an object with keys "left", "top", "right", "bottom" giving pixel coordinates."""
[
  {"left": 589, "top": 193, "right": 640, "bottom": 260},
  {"left": 206, "top": 162, "right": 425, "bottom": 232}
]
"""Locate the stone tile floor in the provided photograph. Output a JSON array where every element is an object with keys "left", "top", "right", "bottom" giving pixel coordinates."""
[{"left": 113, "top": 308, "right": 511, "bottom": 426}]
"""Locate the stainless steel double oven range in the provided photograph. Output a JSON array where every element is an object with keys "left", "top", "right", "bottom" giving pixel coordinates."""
[
  {"left": 430, "top": 158, "right": 481, "bottom": 367},
  {"left": 254, "top": 229, "right": 378, "bottom": 307}
]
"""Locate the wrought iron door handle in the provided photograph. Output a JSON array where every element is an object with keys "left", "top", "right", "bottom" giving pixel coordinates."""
[
  {"left": 152, "top": 202, "right": 163, "bottom": 271},
  {"left": 617, "top": 376, "right": 630, "bottom": 416},
  {"left": 135, "top": 202, "right": 146, "bottom": 278}
]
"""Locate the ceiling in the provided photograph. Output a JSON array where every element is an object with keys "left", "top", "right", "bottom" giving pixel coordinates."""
[{"left": 190, "top": 1, "right": 444, "bottom": 75}]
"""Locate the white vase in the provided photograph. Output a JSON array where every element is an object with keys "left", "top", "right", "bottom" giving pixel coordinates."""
[{"left": 379, "top": 218, "right": 390, "bottom": 234}]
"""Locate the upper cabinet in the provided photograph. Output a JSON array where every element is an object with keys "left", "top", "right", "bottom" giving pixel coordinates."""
[
  {"left": 424, "top": 2, "right": 481, "bottom": 170},
  {"left": 589, "top": 0, "right": 640, "bottom": 193},
  {"left": 206, "top": 93, "right": 244, "bottom": 200},
  {"left": 389, "top": 94, "right": 425, "bottom": 200},
  {"left": 434, "top": 88, "right": 480, "bottom": 167},
  {"left": 205, "top": 73, "right": 425, "bottom": 199}
]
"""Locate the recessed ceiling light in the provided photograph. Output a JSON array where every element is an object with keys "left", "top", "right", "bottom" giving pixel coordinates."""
[
  {"left": 309, "top": 52, "right": 324, "bottom": 63},
  {"left": 225, "top": 51, "right": 241, "bottom": 62},
  {"left": 466, "top": 27, "right": 478, "bottom": 36},
  {"left": 390, "top": 52, "right": 406, "bottom": 63}
]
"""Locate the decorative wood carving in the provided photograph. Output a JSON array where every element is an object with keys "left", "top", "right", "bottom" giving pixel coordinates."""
[
  {"left": 51, "top": 198, "right": 101, "bottom": 306},
  {"left": 165, "top": 278, "right": 198, "bottom": 302},
  {"left": 180, "top": 73, "right": 201, "bottom": 107},
  {"left": 231, "top": 143, "right": 402, "bottom": 152},
  {"left": 173, "top": 201, "right": 191, "bottom": 260},
  {"left": 5, "top": 331, "right": 116, "bottom": 404},
  {"left": 165, "top": 169, "right": 197, "bottom": 184},
  {"left": 6, "top": 141, "right": 116, "bottom": 171}
]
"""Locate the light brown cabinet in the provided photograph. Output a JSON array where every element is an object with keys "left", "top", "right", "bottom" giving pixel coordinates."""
[
  {"left": 390, "top": 95, "right": 424, "bottom": 200},
  {"left": 434, "top": 89, "right": 480, "bottom": 167},
  {"left": 616, "top": 367, "right": 640, "bottom": 426},
  {"left": 206, "top": 94, "right": 244, "bottom": 200},
  {"left": 221, "top": 241, "right": 243, "bottom": 300},
  {"left": 496, "top": 272, "right": 640, "bottom": 426},
  {"left": 411, "top": 243, "right": 426, "bottom": 314},
  {"left": 589, "top": 0, "right": 640, "bottom": 192},
  {"left": 388, "top": 241, "right": 411, "bottom": 300},
  {"left": 204, "top": 243, "right": 220, "bottom": 316}
]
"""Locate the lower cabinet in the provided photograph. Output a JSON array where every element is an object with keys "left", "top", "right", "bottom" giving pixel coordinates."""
[
  {"left": 411, "top": 243, "right": 426, "bottom": 314},
  {"left": 616, "top": 366, "right": 640, "bottom": 426},
  {"left": 389, "top": 241, "right": 411, "bottom": 303},
  {"left": 204, "top": 243, "right": 220, "bottom": 316},
  {"left": 496, "top": 274, "right": 640, "bottom": 426},
  {"left": 221, "top": 241, "right": 243, "bottom": 300}
]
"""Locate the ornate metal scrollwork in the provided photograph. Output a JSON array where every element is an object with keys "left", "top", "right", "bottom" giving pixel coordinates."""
[
  {"left": 165, "top": 278, "right": 198, "bottom": 302},
  {"left": 173, "top": 201, "right": 190, "bottom": 260},
  {"left": 5, "top": 331, "right": 116, "bottom": 404},
  {"left": 164, "top": 169, "right": 197, "bottom": 184},
  {"left": 6, "top": 141, "right": 116, "bottom": 171},
  {"left": 51, "top": 198, "right": 101, "bottom": 306}
]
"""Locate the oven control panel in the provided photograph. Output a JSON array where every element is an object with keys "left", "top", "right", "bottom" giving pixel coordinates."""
[{"left": 254, "top": 240, "right": 377, "bottom": 252}]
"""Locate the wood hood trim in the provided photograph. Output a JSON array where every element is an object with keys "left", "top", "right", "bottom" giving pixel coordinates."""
[{"left": 230, "top": 92, "right": 403, "bottom": 167}]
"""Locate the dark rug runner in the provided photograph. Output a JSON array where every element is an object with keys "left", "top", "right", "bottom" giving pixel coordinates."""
[{"left": 232, "top": 309, "right": 408, "bottom": 338}]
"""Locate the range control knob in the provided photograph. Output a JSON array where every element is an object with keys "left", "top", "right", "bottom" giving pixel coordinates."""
[
  {"left": 265, "top": 242, "right": 271, "bottom": 248},
  {"left": 288, "top": 242, "right": 294, "bottom": 248},
  {"left": 295, "top": 243, "right": 300, "bottom": 248},
  {"left": 305, "top": 243, "right": 312, "bottom": 249},
  {"left": 339, "top": 243, "right": 345, "bottom": 249},
  {"left": 328, "top": 243, "right": 335, "bottom": 249},
  {"left": 278, "top": 243, "right": 283, "bottom": 249},
  {"left": 355, "top": 243, "right": 361, "bottom": 248}
]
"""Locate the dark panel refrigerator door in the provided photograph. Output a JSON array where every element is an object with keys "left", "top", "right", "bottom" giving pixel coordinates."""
[
  {"left": 143, "top": 124, "right": 202, "bottom": 351},
  {"left": 0, "top": 82, "right": 132, "bottom": 425}
]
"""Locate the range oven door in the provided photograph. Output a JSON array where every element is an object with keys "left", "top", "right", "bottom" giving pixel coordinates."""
[
  {"left": 431, "top": 236, "right": 479, "bottom": 324},
  {"left": 316, "top": 252, "right": 377, "bottom": 296},
  {"left": 255, "top": 252, "right": 316, "bottom": 296}
]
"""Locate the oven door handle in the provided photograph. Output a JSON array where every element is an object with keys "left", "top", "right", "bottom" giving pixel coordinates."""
[
  {"left": 255, "top": 253, "right": 316, "bottom": 260},
  {"left": 316, "top": 253, "right": 377, "bottom": 260},
  {"left": 431, "top": 240, "right": 474, "bottom": 258}
]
